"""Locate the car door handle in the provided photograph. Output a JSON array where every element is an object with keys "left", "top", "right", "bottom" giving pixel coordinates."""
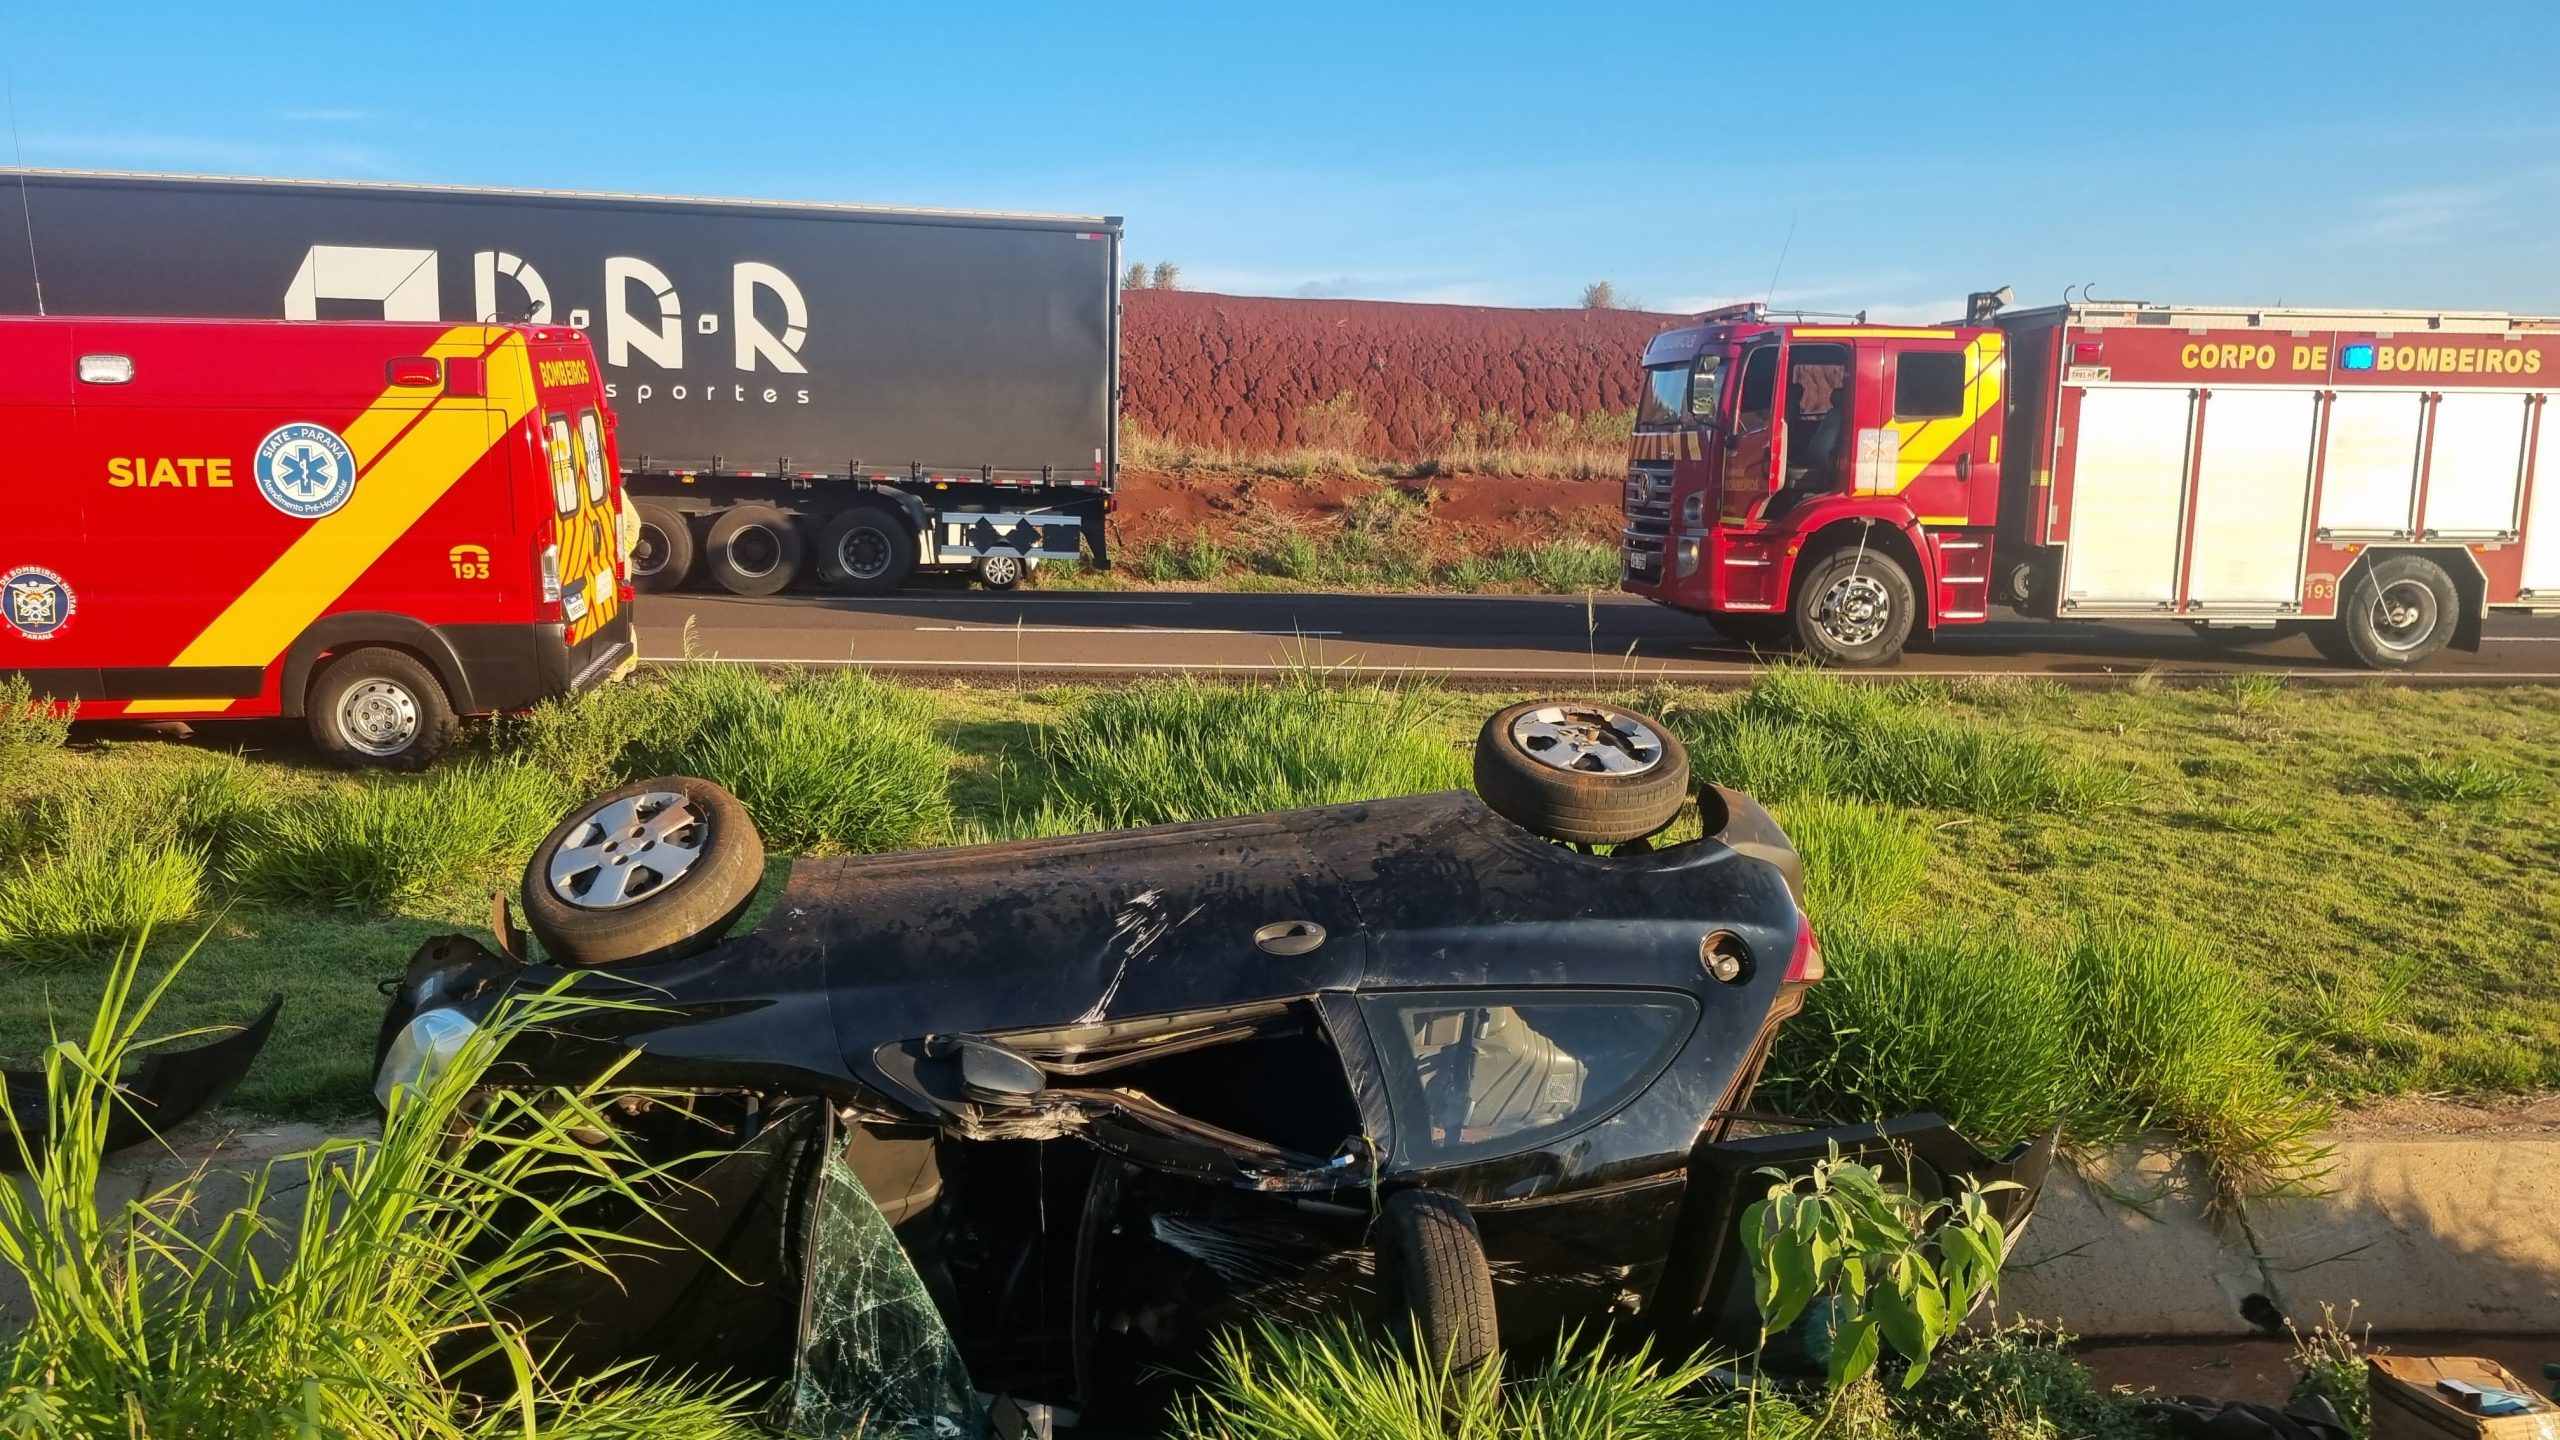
[{"left": 1956, "top": 452, "right": 1973, "bottom": 481}]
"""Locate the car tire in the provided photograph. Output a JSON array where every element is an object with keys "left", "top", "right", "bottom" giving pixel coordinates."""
[
  {"left": 307, "top": 647, "right": 456, "bottom": 771},
  {"left": 2335, "top": 554, "right": 2459, "bottom": 670},
  {"left": 1473, "top": 698, "right": 1690, "bottom": 845},
  {"left": 520, "top": 775, "right": 766, "bottom": 968},
  {"left": 703, "top": 505, "right": 805, "bottom": 597},
  {"left": 1376, "top": 1188, "right": 1499, "bottom": 1378},
  {"left": 815, "top": 503, "right": 918, "bottom": 595},
  {"left": 1791, "top": 544, "right": 1916, "bottom": 666},
  {"left": 976, "top": 552, "right": 1025, "bottom": 590},
  {"left": 1713, "top": 612, "right": 1795, "bottom": 649},
  {"left": 631, "top": 501, "right": 698, "bottom": 593}
]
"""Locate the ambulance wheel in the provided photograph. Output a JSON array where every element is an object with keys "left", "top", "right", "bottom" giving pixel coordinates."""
[
  {"left": 704, "top": 505, "right": 805, "bottom": 597},
  {"left": 2334, "top": 554, "right": 2459, "bottom": 670},
  {"left": 815, "top": 503, "right": 917, "bottom": 596},
  {"left": 308, "top": 648, "right": 456, "bottom": 771},
  {"left": 1792, "top": 546, "right": 1916, "bottom": 667},
  {"left": 630, "top": 502, "right": 697, "bottom": 593},
  {"left": 520, "top": 776, "right": 766, "bottom": 968},
  {"left": 976, "top": 553, "right": 1025, "bottom": 590},
  {"left": 1473, "top": 699, "right": 1690, "bottom": 845},
  {"left": 1374, "top": 1188, "right": 1499, "bottom": 1379}
]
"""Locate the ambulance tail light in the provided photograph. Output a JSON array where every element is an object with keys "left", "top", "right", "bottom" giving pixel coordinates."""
[
  {"left": 539, "top": 544, "right": 562, "bottom": 606},
  {"left": 386, "top": 357, "right": 441, "bottom": 388}
]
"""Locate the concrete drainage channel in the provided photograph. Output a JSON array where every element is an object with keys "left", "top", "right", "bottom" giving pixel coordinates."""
[{"left": 10, "top": 1115, "right": 2559, "bottom": 1341}]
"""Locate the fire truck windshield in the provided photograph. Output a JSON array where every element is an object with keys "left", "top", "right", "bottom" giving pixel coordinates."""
[{"left": 1636, "top": 354, "right": 1724, "bottom": 428}]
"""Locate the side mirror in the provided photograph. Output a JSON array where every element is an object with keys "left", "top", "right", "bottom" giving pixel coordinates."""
[{"left": 952, "top": 1037, "right": 1046, "bottom": 1100}]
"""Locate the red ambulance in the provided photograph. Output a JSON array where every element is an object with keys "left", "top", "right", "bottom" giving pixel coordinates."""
[{"left": 2, "top": 317, "right": 634, "bottom": 766}]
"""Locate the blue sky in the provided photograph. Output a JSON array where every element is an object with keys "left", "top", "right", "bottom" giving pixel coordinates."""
[{"left": 5, "top": 1, "right": 2557, "bottom": 319}]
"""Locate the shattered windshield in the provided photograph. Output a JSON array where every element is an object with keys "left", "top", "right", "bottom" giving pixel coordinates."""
[{"left": 785, "top": 1142, "right": 985, "bottom": 1439}]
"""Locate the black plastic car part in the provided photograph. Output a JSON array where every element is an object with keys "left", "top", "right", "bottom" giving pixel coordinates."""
[{"left": 2, "top": 995, "right": 283, "bottom": 1174}]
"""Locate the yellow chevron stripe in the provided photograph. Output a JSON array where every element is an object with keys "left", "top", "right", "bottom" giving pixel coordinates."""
[
  {"left": 1886, "top": 333, "right": 2004, "bottom": 490},
  {"left": 123, "top": 329, "right": 532, "bottom": 716}
]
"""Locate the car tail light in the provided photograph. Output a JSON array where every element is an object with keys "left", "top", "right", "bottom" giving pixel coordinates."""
[
  {"left": 1784, "top": 918, "right": 1824, "bottom": 984},
  {"left": 540, "top": 543, "right": 562, "bottom": 604}
]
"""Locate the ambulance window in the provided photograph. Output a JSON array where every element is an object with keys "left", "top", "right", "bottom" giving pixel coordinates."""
[
  {"left": 1894, "top": 352, "right": 1966, "bottom": 420},
  {"left": 577, "top": 410, "right": 609, "bottom": 504},
  {"left": 547, "top": 416, "right": 578, "bottom": 516}
]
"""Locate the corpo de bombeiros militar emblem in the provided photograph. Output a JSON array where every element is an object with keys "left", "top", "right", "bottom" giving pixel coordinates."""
[{"left": 3, "top": 565, "right": 76, "bottom": 640}]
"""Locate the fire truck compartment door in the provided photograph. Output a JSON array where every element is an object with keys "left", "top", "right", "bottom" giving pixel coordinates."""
[
  {"left": 2421, "top": 393, "right": 2531, "bottom": 539},
  {"left": 2317, "top": 392, "right": 2424, "bottom": 538},
  {"left": 2061, "top": 387, "right": 2195, "bottom": 608},
  {"left": 2185, "top": 390, "right": 2318, "bottom": 609},
  {"left": 2524, "top": 404, "right": 2560, "bottom": 597}
]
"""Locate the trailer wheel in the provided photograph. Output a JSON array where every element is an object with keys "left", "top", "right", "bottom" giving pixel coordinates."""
[
  {"left": 1791, "top": 546, "right": 1916, "bottom": 667},
  {"left": 976, "top": 553, "right": 1025, "bottom": 590},
  {"left": 1374, "top": 1188, "right": 1499, "bottom": 1380},
  {"left": 1474, "top": 699, "right": 1689, "bottom": 844},
  {"left": 307, "top": 647, "right": 456, "bottom": 771},
  {"left": 815, "top": 503, "right": 918, "bottom": 595},
  {"left": 2334, "top": 555, "right": 2459, "bottom": 670},
  {"left": 630, "top": 501, "right": 697, "bottom": 593},
  {"left": 704, "top": 505, "right": 805, "bottom": 597},
  {"left": 520, "top": 776, "right": 766, "bottom": 968}
]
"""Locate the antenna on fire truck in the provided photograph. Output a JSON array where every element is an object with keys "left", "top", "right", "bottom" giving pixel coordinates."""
[
  {"left": 6, "top": 71, "right": 41, "bottom": 316},
  {"left": 1763, "top": 209, "right": 1798, "bottom": 309}
]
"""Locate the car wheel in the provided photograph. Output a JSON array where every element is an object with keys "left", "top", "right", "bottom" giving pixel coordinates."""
[
  {"left": 307, "top": 647, "right": 455, "bottom": 771},
  {"left": 1473, "top": 699, "right": 1690, "bottom": 845},
  {"left": 2336, "top": 555, "right": 2458, "bottom": 670},
  {"left": 631, "top": 501, "right": 698, "bottom": 593},
  {"left": 815, "top": 503, "right": 918, "bottom": 595},
  {"left": 519, "top": 776, "right": 766, "bottom": 968},
  {"left": 1792, "top": 545, "right": 1916, "bottom": 666},
  {"left": 1713, "top": 612, "right": 1795, "bottom": 649},
  {"left": 976, "top": 552, "right": 1025, "bottom": 590},
  {"left": 1376, "top": 1188, "right": 1499, "bottom": 1378},
  {"left": 704, "top": 504, "right": 806, "bottom": 597}
]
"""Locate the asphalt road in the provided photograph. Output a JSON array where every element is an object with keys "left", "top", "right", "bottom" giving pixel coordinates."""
[{"left": 632, "top": 588, "right": 2560, "bottom": 686}]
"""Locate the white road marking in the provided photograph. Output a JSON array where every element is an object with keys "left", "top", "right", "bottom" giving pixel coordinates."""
[
  {"left": 638, "top": 653, "right": 2558, "bottom": 681},
  {"left": 911, "top": 625, "right": 1345, "bottom": 636}
]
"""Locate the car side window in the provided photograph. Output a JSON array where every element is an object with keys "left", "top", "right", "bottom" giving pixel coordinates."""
[
  {"left": 1358, "top": 990, "right": 1697, "bottom": 1164},
  {"left": 577, "top": 409, "right": 609, "bottom": 505},
  {"left": 546, "top": 415, "right": 578, "bottom": 516}
]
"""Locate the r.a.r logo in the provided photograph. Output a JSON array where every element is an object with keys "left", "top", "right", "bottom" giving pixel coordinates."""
[{"left": 448, "top": 544, "right": 491, "bottom": 580}]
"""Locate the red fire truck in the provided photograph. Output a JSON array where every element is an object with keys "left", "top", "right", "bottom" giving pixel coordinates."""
[
  {"left": 2, "top": 316, "right": 634, "bottom": 766},
  {"left": 1620, "top": 292, "right": 2560, "bottom": 668}
]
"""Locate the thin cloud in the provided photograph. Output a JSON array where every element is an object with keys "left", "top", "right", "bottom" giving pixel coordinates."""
[{"left": 2340, "top": 184, "right": 2496, "bottom": 246}]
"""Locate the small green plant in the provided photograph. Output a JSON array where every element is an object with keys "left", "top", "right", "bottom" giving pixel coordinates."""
[
  {"left": 2354, "top": 754, "right": 2530, "bottom": 804},
  {"left": 1743, "top": 1146, "right": 2017, "bottom": 1392},
  {"left": 1895, "top": 1322, "right": 2152, "bottom": 1440},
  {"left": 2288, "top": 1302, "right": 2375, "bottom": 1439},
  {"left": 0, "top": 675, "right": 74, "bottom": 774},
  {"left": 2223, "top": 673, "right": 2288, "bottom": 714}
]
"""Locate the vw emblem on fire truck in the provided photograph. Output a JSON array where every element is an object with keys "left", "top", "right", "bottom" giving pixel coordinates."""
[
  {"left": 253, "top": 422, "right": 360, "bottom": 519},
  {"left": 2, "top": 566, "right": 75, "bottom": 640}
]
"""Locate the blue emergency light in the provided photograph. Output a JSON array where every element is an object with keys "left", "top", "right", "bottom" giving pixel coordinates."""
[{"left": 2341, "top": 343, "right": 2377, "bottom": 371}]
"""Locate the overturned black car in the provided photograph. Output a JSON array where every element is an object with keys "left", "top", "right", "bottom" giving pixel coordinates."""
[{"left": 373, "top": 700, "right": 2050, "bottom": 1427}]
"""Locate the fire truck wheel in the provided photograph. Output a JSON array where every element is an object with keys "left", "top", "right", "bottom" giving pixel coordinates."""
[
  {"left": 1374, "top": 1188, "right": 1500, "bottom": 1381},
  {"left": 975, "top": 553, "right": 1025, "bottom": 590},
  {"left": 630, "top": 502, "right": 698, "bottom": 593},
  {"left": 815, "top": 504, "right": 918, "bottom": 595},
  {"left": 307, "top": 648, "right": 456, "bottom": 771},
  {"left": 1792, "top": 548, "right": 1916, "bottom": 667},
  {"left": 2336, "top": 555, "right": 2459, "bottom": 670},
  {"left": 521, "top": 776, "right": 766, "bottom": 968},
  {"left": 1473, "top": 699, "right": 1690, "bottom": 844},
  {"left": 704, "top": 505, "right": 806, "bottom": 597}
]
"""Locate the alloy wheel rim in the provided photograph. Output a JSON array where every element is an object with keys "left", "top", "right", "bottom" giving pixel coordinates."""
[
  {"left": 2371, "top": 579, "right": 2437, "bottom": 652},
  {"left": 1509, "top": 704, "right": 1665, "bottom": 775},
  {"left": 982, "top": 555, "right": 1021, "bottom": 585},
  {"left": 1815, "top": 574, "right": 1893, "bottom": 648},
  {"left": 338, "top": 679, "right": 420, "bottom": 757},
  {"left": 547, "top": 791, "right": 706, "bottom": 909}
]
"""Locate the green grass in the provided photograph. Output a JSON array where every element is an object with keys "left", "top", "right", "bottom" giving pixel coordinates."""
[
  {"left": 2, "top": 666, "right": 2555, "bottom": 1161},
  {"left": 0, "top": 675, "right": 73, "bottom": 777},
  {"left": 2351, "top": 753, "right": 2535, "bottom": 804}
]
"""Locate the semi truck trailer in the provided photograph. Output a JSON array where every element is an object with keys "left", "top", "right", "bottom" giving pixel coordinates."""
[
  {"left": 1620, "top": 292, "right": 2560, "bottom": 668},
  {"left": 0, "top": 169, "right": 1122, "bottom": 596}
]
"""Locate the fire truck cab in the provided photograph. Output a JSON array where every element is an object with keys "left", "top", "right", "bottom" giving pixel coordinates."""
[{"left": 1623, "top": 293, "right": 2560, "bottom": 668}]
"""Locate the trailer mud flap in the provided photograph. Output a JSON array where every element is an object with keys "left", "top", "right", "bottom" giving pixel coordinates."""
[
  {"left": 2, "top": 995, "right": 283, "bottom": 1175},
  {"left": 1650, "top": 1112, "right": 2057, "bottom": 1356}
]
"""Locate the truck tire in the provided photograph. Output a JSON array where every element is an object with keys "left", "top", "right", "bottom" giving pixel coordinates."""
[
  {"left": 520, "top": 776, "right": 766, "bottom": 968},
  {"left": 1375, "top": 1188, "right": 1499, "bottom": 1379},
  {"left": 704, "top": 505, "right": 805, "bottom": 597},
  {"left": 976, "top": 552, "right": 1025, "bottom": 590},
  {"left": 1792, "top": 546, "right": 1916, "bottom": 667},
  {"left": 307, "top": 647, "right": 457, "bottom": 771},
  {"left": 2334, "top": 554, "right": 2459, "bottom": 670},
  {"left": 1713, "top": 612, "right": 1795, "bottom": 649},
  {"left": 1473, "top": 699, "right": 1690, "bottom": 845},
  {"left": 815, "top": 503, "right": 919, "bottom": 595},
  {"left": 630, "top": 501, "right": 697, "bottom": 593}
]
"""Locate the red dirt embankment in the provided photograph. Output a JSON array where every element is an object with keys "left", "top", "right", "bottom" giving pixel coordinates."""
[
  {"left": 1112, "top": 467, "right": 1620, "bottom": 558},
  {"left": 1121, "top": 290, "right": 1683, "bottom": 458}
]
